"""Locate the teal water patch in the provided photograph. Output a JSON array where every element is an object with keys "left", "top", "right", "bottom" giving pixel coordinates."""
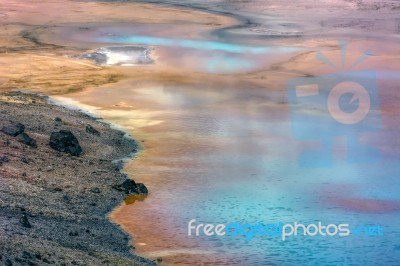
[
  {"left": 205, "top": 55, "right": 256, "bottom": 73},
  {"left": 97, "top": 35, "right": 301, "bottom": 54}
]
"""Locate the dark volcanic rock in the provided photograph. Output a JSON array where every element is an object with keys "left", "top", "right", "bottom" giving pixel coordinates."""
[
  {"left": 0, "top": 155, "right": 9, "bottom": 166},
  {"left": 113, "top": 179, "right": 137, "bottom": 194},
  {"left": 20, "top": 214, "right": 32, "bottom": 228},
  {"left": 49, "top": 130, "right": 82, "bottom": 156},
  {"left": 21, "top": 251, "right": 32, "bottom": 260},
  {"left": 1, "top": 122, "right": 25, "bottom": 137},
  {"left": 113, "top": 179, "right": 148, "bottom": 195},
  {"left": 86, "top": 124, "right": 100, "bottom": 136},
  {"left": 18, "top": 133, "right": 37, "bottom": 148},
  {"left": 137, "top": 183, "right": 148, "bottom": 194}
]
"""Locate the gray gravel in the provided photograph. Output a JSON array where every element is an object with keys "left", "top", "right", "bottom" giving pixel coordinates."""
[{"left": 0, "top": 92, "right": 156, "bottom": 266}]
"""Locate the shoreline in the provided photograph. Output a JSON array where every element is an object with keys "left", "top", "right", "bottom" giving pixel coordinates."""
[
  {"left": 1, "top": 0, "right": 400, "bottom": 264},
  {"left": 0, "top": 91, "right": 156, "bottom": 265},
  {"left": 0, "top": 1, "right": 242, "bottom": 264}
]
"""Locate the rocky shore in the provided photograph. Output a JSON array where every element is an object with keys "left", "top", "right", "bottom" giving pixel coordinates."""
[{"left": 0, "top": 92, "right": 155, "bottom": 266}]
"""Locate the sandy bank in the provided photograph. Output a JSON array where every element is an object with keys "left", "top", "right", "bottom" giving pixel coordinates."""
[{"left": 0, "top": 92, "right": 156, "bottom": 266}]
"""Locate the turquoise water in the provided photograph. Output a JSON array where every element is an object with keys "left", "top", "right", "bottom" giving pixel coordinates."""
[
  {"left": 131, "top": 83, "right": 400, "bottom": 265},
  {"left": 62, "top": 23, "right": 400, "bottom": 264},
  {"left": 67, "top": 71, "right": 400, "bottom": 264},
  {"left": 97, "top": 35, "right": 301, "bottom": 54}
]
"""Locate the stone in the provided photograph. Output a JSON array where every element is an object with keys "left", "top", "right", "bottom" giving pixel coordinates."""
[
  {"left": 137, "top": 183, "right": 148, "bottom": 194},
  {"left": 18, "top": 133, "right": 37, "bottom": 148},
  {"left": 121, "top": 179, "right": 138, "bottom": 194},
  {"left": 49, "top": 130, "right": 82, "bottom": 156},
  {"left": 0, "top": 155, "right": 9, "bottom": 166},
  {"left": 1, "top": 122, "right": 25, "bottom": 137},
  {"left": 112, "top": 179, "right": 148, "bottom": 195},
  {"left": 86, "top": 125, "right": 100, "bottom": 136},
  {"left": 20, "top": 214, "right": 32, "bottom": 228}
]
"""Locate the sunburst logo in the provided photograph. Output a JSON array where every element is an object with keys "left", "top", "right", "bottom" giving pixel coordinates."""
[{"left": 286, "top": 41, "right": 381, "bottom": 168}]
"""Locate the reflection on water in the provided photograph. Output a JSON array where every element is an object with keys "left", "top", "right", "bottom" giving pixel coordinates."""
[
  {"left": 46, "top": 25, "right": 302, "bottom": 74},
  {"left": 46, "top": 12, "right": 400, "bottom": 265},
  {"left": 124, "top": 194, "right": 147, "bottom": 205},
  {"left": 97, "top": 33, "right": 302, "bottom": 73},
  {"left": 4, "top": 0, "right": 400, "bottom": 264},
  {"left": 58, "top": 66, "right": 400, "bottom": 264}
]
